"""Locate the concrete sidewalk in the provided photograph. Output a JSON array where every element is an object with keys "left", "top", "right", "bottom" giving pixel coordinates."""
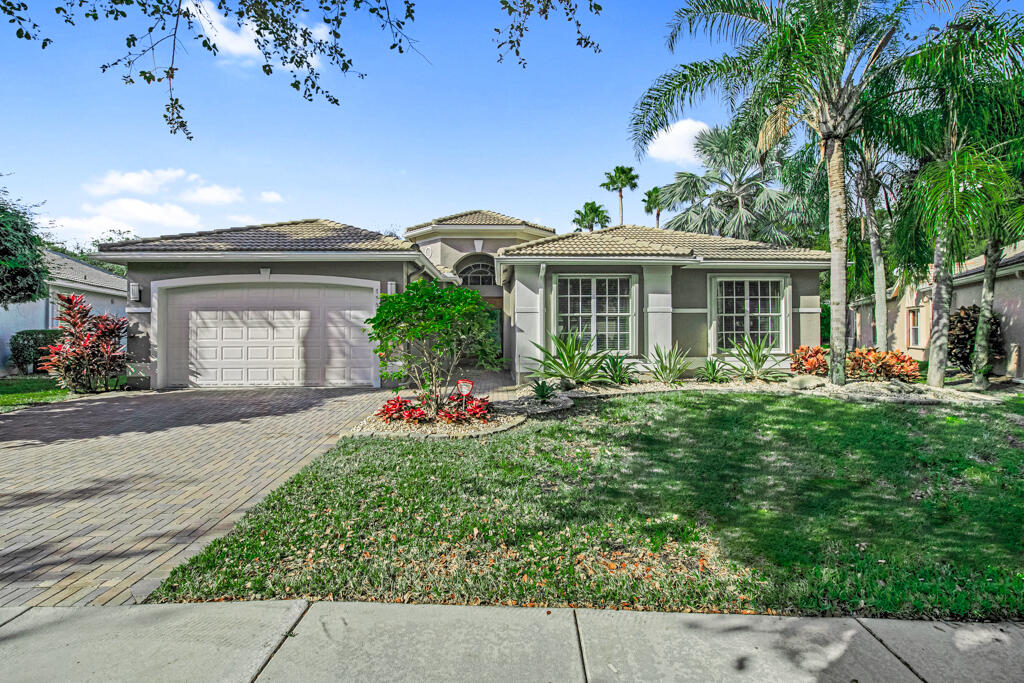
[{"left": 0, "top": 601, "right": 1022, "bottom": 682}]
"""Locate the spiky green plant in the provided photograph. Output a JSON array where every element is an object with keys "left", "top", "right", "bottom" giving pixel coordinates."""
[
  {"left": 601, "top": 355, "right": 641, "bottom": 385},
  {"left": 646, "top": 344, "right": 693, "bottom": 384},
  {"left": 725, "top": 335, "right": 787, "bottom": 383},
  {"left": 529, "top": 333, "right": 608, "bottom": 386},
  {"left": 696, "top": 358, "right": 731, "bottom": 383}
]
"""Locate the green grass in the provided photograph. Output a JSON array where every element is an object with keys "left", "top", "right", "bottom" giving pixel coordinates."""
[
  {"left": 152, "top": 391, "right": 1024, "bottom": 619},
  {"left": 0, "top": 375, "right": 69, "bottom": 413}
]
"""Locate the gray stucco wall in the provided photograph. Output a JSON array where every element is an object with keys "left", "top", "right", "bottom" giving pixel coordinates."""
[{"left": 122, "top": 260, "right": 409, "bottom": 388}]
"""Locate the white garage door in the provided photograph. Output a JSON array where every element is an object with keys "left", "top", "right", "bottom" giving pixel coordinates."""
[{"left": 165, "top": 283, "right": 376, "bottom": 387}]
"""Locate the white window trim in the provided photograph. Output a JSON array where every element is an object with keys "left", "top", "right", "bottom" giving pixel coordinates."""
[
  {"left": 552, "top": 273, "right": 639, "bottom": 355},
  {"left": 907, "top": 307, "right": 922, "bottom": 348},
  {"left": 707, "top": 274, "right": 792, "bottom": 355}
]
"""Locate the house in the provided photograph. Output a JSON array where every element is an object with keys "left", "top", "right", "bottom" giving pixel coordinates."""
[
  {"left": 849, "top": 239, "right": 1024, "bottom": 378},
  {"left": 0, "top": 250, "right": 127, "bottom": 370},
  {"left": 97, "top": 211, "right": 830, "bottom": 388}
]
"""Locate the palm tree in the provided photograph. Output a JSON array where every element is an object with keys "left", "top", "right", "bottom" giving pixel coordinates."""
[
  {"left": 600, "top": 166, "right": 640, "bottom": 225},
  {"left": 886, "top": 5, "right": 1024, "bottom": 387},
  {"left": 642, "top": 187, "right": 664, "bottom": 229},
  {"left": 658, "top": 125, "right": 793, "bottom": 244},
  {"left": 571, "top": 201, "right": 611, "bottom": 232},
  {"left": 630, "top": 0, "right": 1016, "bottom": 385}
]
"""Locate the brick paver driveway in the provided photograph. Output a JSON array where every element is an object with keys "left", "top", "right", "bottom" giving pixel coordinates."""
[{"left": 0, "top": 387, "right": 384, "bottom": 607}]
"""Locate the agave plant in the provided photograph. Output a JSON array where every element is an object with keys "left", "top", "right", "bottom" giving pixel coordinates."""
[
  {"left": 696, "top": 358, "right": 731, "bottom": 383},
  {"left": 529, "top": 333, "right": 607, "bottom": 386},
  {"left": 601, "top": 354, "right": 640, "bottom": 385},
  {"left": 724, "top": 335, "right": 787, "bottom": 383},
  {"left": 646, "top": 344, "right": 692, "bottom": 384},
  {"left": 531, "top": 379, "right": 556, "bottom": 403}
]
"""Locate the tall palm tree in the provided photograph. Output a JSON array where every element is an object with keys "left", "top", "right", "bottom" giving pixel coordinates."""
[
  {"left": 600, "top": 166, "right": 640, "bottom": 225},
  {"left": 658, "top": 125, "right": 793, "bottom": 244},
  {"left": 642, "top": 187, "right": 664, "bottom": 228},
  {"left": 886, "top": 4, "right": 1024, "bottom": 386},
  {"left": 571, "top": 201, "right": 611, "bottom": 232},
  {"left": 630, "top": 0, "right": 1015, "bottom": 385}
]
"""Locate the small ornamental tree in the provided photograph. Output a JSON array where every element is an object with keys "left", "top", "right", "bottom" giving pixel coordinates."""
[
  {"left": 366, "top": 280, "right": 501, "bottom": 417},
  {"left": 37, "top": 293, "right": 129, "bottom": 392}
]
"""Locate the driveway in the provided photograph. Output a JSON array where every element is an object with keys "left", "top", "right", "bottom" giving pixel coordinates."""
[{"left": 0, "top": 387, "right": 385, "bottom": 607}]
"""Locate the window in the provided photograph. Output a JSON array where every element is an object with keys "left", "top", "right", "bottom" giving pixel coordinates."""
[
  {"left": 556, "top": 276, "right": 633, "bottom": 353},
  {"left": 458, "top": 262, "right": 495, "bottom": 286},
  {"left": 908, "top": 308, "right": 921, "bottom": 347},
  {"left": 715, "top": 279, "right": 783, "bottom": 351}
]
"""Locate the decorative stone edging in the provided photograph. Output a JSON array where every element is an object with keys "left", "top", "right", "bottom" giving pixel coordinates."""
[{"left": 347, "top": 414, "right": 528, "bottom": 441}]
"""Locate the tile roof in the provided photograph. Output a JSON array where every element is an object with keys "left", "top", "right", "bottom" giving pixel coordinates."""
[
  {"left": 405, "top": 210, "right": 554, "bottom": 233},
  {"left": 954, "top": 241, "right": 1024, "bottom": 280},
  {"left": 44, "top": 250, "right": 126, "bottom": 293},
  {"left": 498, "top": 225, "right": 831, "bottom": 261},
  {"left": 98, "top": 219, "right": 416, "bottom": 253}
]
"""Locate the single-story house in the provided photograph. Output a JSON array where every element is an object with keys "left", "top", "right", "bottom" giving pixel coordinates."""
[
  {"left": 0, "top": 250, "right": 127, "bottom": 370},
  {"left": 849, "top": 239, "right": 1024, "bottom": 379},
  {"left": 97, "top": 211, "right": 830, "bottom": 388}
]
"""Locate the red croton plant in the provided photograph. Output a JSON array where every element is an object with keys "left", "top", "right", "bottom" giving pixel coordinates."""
[
  {"left": 790, "top": 345, "right": 919, "bottom": 382},
  {"left": 375, "top": 393, "right": 492, "bottom": 425},
  {"left": 37, "top": 293, "right": 129, "bottom": 393}
]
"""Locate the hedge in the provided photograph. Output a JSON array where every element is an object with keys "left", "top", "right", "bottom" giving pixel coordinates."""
[{"left": 9, "top": 328, "right": 61, "bottom": 373}]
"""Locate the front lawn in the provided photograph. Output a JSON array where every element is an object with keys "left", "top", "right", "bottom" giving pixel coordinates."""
[
  {"left": 152, "top": 391, "right": 1024, "bottom": 619},
  {"left": 0, "top": 376, "right": 69, "bottom": 413}
]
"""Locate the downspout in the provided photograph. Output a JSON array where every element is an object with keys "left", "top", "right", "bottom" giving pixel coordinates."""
[{"left": 539, "top": 263, "right": 547, "bottom": 352}]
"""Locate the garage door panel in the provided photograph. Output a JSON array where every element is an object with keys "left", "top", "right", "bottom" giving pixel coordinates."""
[{"left": 167, "top": 283, "right": 376, "bottom": 388}]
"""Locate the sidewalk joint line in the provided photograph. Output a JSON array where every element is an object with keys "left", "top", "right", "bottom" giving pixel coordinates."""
[
  {"left": 0, "top": 606, "right": 31, "bottom": 630},
  {"left": 855, "top": 617, "right": 926, "bottom": 682},
  {"left": 572, "top": 609, "right": 590, "bottom": 682},
  {"left": 250, "top": 600, "right": 313, "bottom": 682}
]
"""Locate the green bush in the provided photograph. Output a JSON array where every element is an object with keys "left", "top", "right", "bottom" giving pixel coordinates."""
[
  {"left": 531, "top": 379, "right": 556, "bottom": 403},
  {"left": 9, "top": 329, "right": 61, "bottom": 373},
  {"left": 696, "top": 358, "right": 731, "bottom": 383}
]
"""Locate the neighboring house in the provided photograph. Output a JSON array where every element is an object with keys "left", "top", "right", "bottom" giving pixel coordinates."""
[
  {"left": 849, "top": 239, "right": 1024, "bottom": 378},
  {"left": 0, "top": 250, "right": 127, "bottom": 370},
  {"left": 98, "top": 212, "right": 830, "bottom": 389}
]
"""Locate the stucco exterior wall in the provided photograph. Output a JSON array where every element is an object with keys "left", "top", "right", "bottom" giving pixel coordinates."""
[
  {"left": 507, "top": 263, "right": 824, "bottom": 379},
  {"left": 416, "top": 237, "right": 523, "bottom": 270},
  {"left": 851, "top": 272, "right": 1024, "bottom": 375},
  {"left": 122, "top": 260, "right": 408, "bottom": 388}
]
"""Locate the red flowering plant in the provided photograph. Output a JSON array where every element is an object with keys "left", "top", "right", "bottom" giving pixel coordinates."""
[
  {"left": 437, "top": 393, "right": 492, "bottom": 423},
  {"left": 845, "top": 347, "right": 920, "bottom": 382},
  {"left": 37, "top": 293, "right": 129, "bottom": 392},
  {"left": 789, "top": 345, "right": 829, "bottom": 376}
]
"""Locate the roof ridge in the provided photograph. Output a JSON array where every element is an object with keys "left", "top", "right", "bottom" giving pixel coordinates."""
[{"left": 405, "top": 209, "right": 554, "bottom": 233}]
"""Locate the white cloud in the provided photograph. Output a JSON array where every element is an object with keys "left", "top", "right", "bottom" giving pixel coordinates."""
[
  {"left": 180, "top": 184, "right": 243, "bottom": 204},
  {"left": 259, "top": 191, "right": 284, "bottom": 203},
  {"left": 647, "top": 118, "right": 710, "bottom": 166},
  {"left": 192, "top": 1, "right": 261, "bottom": 58},
  {"left": 227, "top": 214, "right": 255, "bottom": 225},
  {"left": 83, "top": 168, "right": 187, "bottom": 196},
  {"left": 46, "top": 215, "right": 136, "bottom": 247},
  {"left": 82, "top": 198, "right": 201, "bottom": 228}
]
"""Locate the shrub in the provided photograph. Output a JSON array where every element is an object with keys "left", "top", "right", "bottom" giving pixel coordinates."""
[
  {"left": 37, "top": 293, "right": 128, "bottom": 392},
  {"left": 530, "top": 333, "right": 607, "bottom": 386},
  {"left": 601, "top": 354, "right": 640, "bottom": 385},
  {"left": 725, "top": 334, "right": 787, "bottom": 382},
  {"left": 948, "top": 305, "right": 1005, "bottom": 374},
  {"left": 531, "top": 379, "right": 556, "bottom": 403},
  {"left": 696, "top": 357, "right": 731, "bottom": 383},
  {"left": 438, "top": 394, "right": 492, "bottom": 423},
  {"left": 646, "top": 344, "right": 692, "bottom": 384},
  {"left": 367, "top": 280, "right": 501, "bottom": 418},
  {"left": 789, "top": 345, "right": 829, "bottom": 376},
  {"left": 9, "top": 328, "right": 62, "bottom": 373},
  {"left": 845, "top": 347, "right": 920, "bottom": 382},
  {"left": 375, "top": 396, "right": 413, "bottom": 423}
]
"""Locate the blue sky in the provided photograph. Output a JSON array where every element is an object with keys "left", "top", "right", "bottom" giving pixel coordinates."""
[{"left": 1, "top": 1, "right": 737, "bottom": 245}]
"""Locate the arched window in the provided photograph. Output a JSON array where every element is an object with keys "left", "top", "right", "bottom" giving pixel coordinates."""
[{"left": 458, "top": 261, "right": 495, "bottom": 286}]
